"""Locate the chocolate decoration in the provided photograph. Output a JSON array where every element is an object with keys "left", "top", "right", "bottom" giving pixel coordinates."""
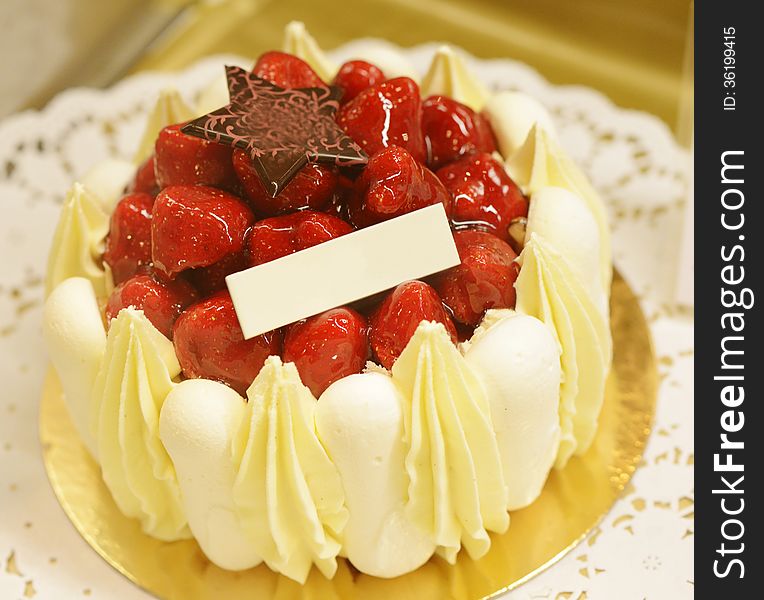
[{"left": 182, "top": 66, "right": 368, "bottom": 197}]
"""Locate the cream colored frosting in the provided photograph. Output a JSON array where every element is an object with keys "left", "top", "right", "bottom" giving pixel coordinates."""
[
  {"left": 508, "top": 124, "right": 612, "bottom": 290},
  {"left": 484, "top": 91, "right": 557, "bottom": 158},
  {"left": 465, "top": 311, "right": 561, "bottom": 509},
  {"left": 91, "top": 308, "right": 190, "bottom": 541},
  {"left": 316, "top": 372, "right": 435, "bottom": 578},
  {"left": 283, "top": 21, "right": 338, "bottom": 83},
  {"left": 515, "top": 233, "right": 611, "bottom": 467},
  {"left": 460, "top": 308, "right": 513, "bottom": 351},
  {"left": 134, "top": 88, "right": 194, "bottom": 165},
  {"left": 232, "top": 357, "right": 347, "bottom": 583},
  {"left": 527, "top": 187, "right": 606, "bottom": 311},
  {"left": 391, "top": 321, "right": 508, "bottom": 563},
  {"left": 43, "top": 277, "right": 106, "bottom": 457},
  {"left": 45, "top": 183, "right": 110, "bottom": 298},
  {"left": 195, "top": 72, "right": 230, "bottom": 117},
  {"left": 349, "top": 43, "right": 420, "bottom": 82},
  {"left": 420, "top": 45, "right": 489, "bottom": 111},
  {"left": 81, "top": 158, "right": 134, "bottom": 211},
  {"left": 159, "top": 379, "right": 262, "bottom": 571}
]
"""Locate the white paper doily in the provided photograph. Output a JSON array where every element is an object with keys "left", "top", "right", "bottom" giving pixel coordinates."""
[{"left": 0, "top": 42, "right": 693, "bottom": 600}]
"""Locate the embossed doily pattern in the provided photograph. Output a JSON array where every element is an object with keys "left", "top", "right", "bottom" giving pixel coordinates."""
[{"left": 0, "top": 43, "right": 692, "bottom": 600}]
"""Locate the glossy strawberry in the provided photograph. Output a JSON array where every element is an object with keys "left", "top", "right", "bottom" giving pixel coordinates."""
[
  {"left": 322, "top": 173, "right": 355, "bottom": 221},
  {"left": 248, "top": 210, "right": 353, "bottom": 266},
  {"left": 253, "top": 51, "right": 326, "bottom": 88},
  {"left": 348, "top": 146, "right": 452, "bottom": 227},
  {"left": 337, "top": 77, "right": 426, "bottom": 162},
  {"left": 283, "top": 307, "right": 369, "bottom": 397},
  {"left": 105, "top": 273, "right": 198, "bottom": 339},
  {"left": 152, "top": 185, "right": 254, "bottom": 278},
  {"left": 369, "top": 280, "right": 457, "bottom": 369},
  {"left": 129, "top": 156, "right": 158, "bottom": 195},
  {"left": 431, "top": 229, "right": 519, "bottom": 326},
  {"left": 154, "top": 123, "right": 237, "bottom": 190},
  {"left": 186, "top": 250, "right": 249, "bottom": 296},
  {"left": 103, "top": 192, "right": 154, "bottom": 285},
  {"left": 173, "top": 290, "right": 282, "bottom": 395},
  {"left": 422, "top": 95, "right": 496, "bottom": 168},
  {"left": 232, "top": 149, "right": 337, "bottom": 216},
  {"left": 436, "top": 153, "right": 528, "bottom": 241},
  {"left": 333, "top": 60, "right": 385, "bottom": 103}
]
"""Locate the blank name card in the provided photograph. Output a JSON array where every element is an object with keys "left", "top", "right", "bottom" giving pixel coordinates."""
[{"left": 226, "top": 204, "right": 461, "bottom": 339}]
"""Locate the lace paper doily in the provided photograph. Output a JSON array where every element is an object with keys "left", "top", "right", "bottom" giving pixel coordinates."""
[{"left": 0, "top": 42, "right": 692, "bottom": 600}]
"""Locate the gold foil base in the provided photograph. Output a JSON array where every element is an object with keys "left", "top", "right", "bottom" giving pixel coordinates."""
[{"left": 39, "top": 270, "right": 656, "bottom": 600}]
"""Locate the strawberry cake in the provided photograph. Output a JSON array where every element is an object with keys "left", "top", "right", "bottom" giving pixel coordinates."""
[{"left": 42, "top": 22, "right": 612, "bottom": 583}]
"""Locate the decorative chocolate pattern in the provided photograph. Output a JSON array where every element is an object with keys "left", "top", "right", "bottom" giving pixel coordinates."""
[{"left": 182, "top": 66, "right": 368, "bottom": 197}]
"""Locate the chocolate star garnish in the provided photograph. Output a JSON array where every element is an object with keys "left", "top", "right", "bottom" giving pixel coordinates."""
[{"left": 182, "top": 66, "right": 368, "bottom": 197}]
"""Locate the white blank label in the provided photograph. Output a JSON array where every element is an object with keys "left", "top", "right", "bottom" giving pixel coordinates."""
[{"left": 226, "top": 204, "right": 460, "bottom": 339}]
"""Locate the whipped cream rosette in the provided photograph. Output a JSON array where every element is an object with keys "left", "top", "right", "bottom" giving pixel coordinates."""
[
  {"left": 134, "top": 89, "right": 195, "bottom": 165},
  {"left": 421, "top": 45, "right": 490, "bottom": 111},
  {"left": 282, "top": 20, "right": 339, "bottom": 83},
  {"left": 42, "top": 22, "right": 613, "bottom": 583},
  {"left": 160, "top": 378, "right": 260, "bottom": 571},
  {"left": 43, "top": 277, "right": 105, "bottom": 456},
  {"left": 508, "top": 124, "right": 612, "bottom": 291},
  {"left": 232, "top": 357, "right": 348, "bottom": 582},
  {"left": 45, "top": 183, "right": 111, "bottom": 298},
  {"left": 391, "top": 322, "right": 509, "bottom": 562},
  {"left": 91, "top": 308, "right": 190, "bottom": 541}
]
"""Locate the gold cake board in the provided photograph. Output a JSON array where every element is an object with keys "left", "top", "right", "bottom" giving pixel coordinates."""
[{"left": 39, "top": 271, "right": 656, "bottom": 600}]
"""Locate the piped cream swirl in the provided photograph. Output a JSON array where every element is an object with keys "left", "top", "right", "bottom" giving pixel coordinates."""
[
  {"left": 515, "top": 232, "right": 611, "bottom": 466},
  {"left": 283, "top": 21, "right": 338, "bottom": 82},
  {"left": 134, "top": 88, "right": 194, "bottom": 164},
  {"left": 45, "top": 183, "right": 109, "bottom": 298},
  {"left": 43, "top": 277, "right": 106, "bottom": 457},
  {"left": 508, "top": 124, "right": 612, "bottom": 290},
  {"left": 391, "top": 321, "right": 508, "bottom": 563},
  {"left": 232, "top": 357, "right": 348, "bottom": 583},
  {"left": 91, "top": 308, "right": 189, "bottom": 540},
  {"left": 465, "top": 311, "right": 561, "bottom": 510},
  {"left": 421, "top": 45, "right": 489, "bottom": 111}
]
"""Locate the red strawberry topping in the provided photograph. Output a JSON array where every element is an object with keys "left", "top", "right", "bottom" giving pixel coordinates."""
[
  {"left": 232, "top": 149, "right": 337, "bottom": 216},
  {"left": 95, "top": 50, "right": 536, "bottom": 384},
  {"left": 253, "top": 51, "right": 326, "bottom": 88},
  {"left": 248, "top": 210, "right": 353, "bottom": 266},
  {"left": 333, "top": 60, "right": 385, "bottom": 103},
  {"left": 173, "top": 290, "right": 282, "bottom": 395},
  {"left": 103, "top": 192, "right": 154, "bottom": 285},
  {"left": 105, "top": 273, "right": 198, "bottom": 339},
  {"left": 186, "top": 249, "right": 250, "bottom": 296},
  {"left": 369, "top": 280, "right": 457, "bottom": 369},
  {"left": 430, "top": 229, "right": 519, "bottom": 326},
  {"left": 337, "top": 77, "right": 426, "bottom": 162},
  {"left": 436, "top": 153, "right": 528, "bottom": 241},
  {"left": 348, "top": 146, "right": 452, "bottom": 227},
  {"left": 154, "top": 123, "right": 237, "bottom": 190},
  {"left": 283, "top": 307, "right": 369, "bottom": 397},
  {"left": 322, "top": 173, "right": 355, "bottom": 221},
  {"left": 422, "top": 95, "right": 496, "bottom": 168},
  {"left": 129, "top": 156, "right": 158, "bottom": 196},
  {"left": 152, "top": 185, "right": 254, "bottom": 278}
]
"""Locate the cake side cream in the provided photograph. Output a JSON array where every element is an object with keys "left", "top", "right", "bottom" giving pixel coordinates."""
[{"left": 41, "top": 26, "right": 612, "bottom": 583}]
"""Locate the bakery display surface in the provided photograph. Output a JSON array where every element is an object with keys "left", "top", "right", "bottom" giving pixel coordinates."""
[{"left": 0, "top": 22, "right": 692, "bottom": 600}]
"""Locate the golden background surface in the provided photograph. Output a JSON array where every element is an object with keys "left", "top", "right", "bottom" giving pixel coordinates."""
[
  {"left": 39, "top": 271, "right": 657, "bottom": 600},
  {"left": 5, "top": 0, "right": 692, "bottom": 140},
  {"left": 131, "top": 0, "right": 693, "bottom": 137}
]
